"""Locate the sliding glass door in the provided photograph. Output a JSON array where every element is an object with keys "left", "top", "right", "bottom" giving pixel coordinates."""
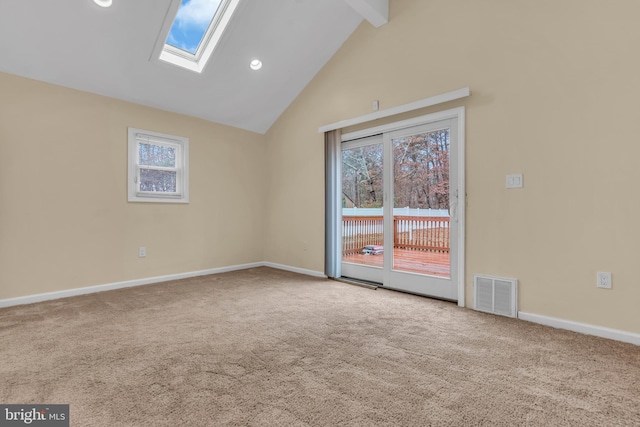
[
  {"left": 384, "top": 120, "right": 458, "bottom": 300},
  {"left": 340, "top": 135, "right": 384, "bottom": 284},
  {"left": 340, "top": 115, "right": 461, "bottom": 301}
]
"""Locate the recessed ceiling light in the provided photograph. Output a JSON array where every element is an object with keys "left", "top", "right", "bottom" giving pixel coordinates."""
[
  {"left": 249, "top": 59, "right": 263, "bottom": 71},
  {"left": 93, "top": 0, "right": 112, "bottom": 7}
]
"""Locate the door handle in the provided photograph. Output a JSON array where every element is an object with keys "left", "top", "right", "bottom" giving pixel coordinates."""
[{"left": 450, "top": 190, "right": 459, "bottom": 222}]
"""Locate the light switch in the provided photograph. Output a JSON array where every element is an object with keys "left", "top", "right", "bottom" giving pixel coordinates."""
[{"left": 506, "top": 174, "right": 523, "bottom": 189}]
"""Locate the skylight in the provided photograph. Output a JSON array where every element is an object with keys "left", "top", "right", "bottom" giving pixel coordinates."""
[
  {"left": 167, "top": 0, "right": 222, "bottom": 55},
  {"left": 158, "top": 0, "right": 240, "bottom": 73}
]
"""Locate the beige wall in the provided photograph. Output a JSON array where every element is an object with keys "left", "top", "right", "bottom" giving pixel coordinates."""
[
  {"left": 265, "top": 0, "right": 640, "bottom": 333},
  {"left": 0, "top": 73, "right": 265, "bottom": 300}
]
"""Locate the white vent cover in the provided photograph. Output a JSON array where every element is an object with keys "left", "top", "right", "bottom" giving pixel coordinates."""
[{"left": 473, "top": 275, "right": 518, "bottom": 318}]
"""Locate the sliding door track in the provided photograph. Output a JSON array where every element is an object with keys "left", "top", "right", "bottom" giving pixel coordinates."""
[{"left": 334, "top": 276, "right": 381, "bottom": 290}]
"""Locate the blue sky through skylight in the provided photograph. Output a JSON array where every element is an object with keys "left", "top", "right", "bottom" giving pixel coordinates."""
[{"left": 167, "top": 0, "right": 222, "bottom": 54}]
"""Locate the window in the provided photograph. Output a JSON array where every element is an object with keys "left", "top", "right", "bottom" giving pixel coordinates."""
[
  {"left": 158, "top": 0, "right": 241, "bottom": 73},
  {"left": 166, "top": 0, "right": 223, "bottom": 55},
  {"left": 128, "top": 128, "right": 189, "bottom": 203}
]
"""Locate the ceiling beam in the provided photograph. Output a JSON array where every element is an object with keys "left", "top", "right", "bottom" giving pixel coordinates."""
[{"left": 344, "top": 0, "right": 388, "bottom": 28}]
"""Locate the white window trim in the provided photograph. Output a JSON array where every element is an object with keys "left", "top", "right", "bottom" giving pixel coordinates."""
[
  {"left": 128, "top": 128, "right": 189, "bottom": 204},
  {"left": 153, "top": 0, "right": 242, "bottom": 73}
]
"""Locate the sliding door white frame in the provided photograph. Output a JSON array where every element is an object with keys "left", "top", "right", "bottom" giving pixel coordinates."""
[{"left": 340, "top": 107, "right": 466, "bottom": 307}]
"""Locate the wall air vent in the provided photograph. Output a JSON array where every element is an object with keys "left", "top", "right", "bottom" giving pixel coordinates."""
[{"left": 473, "top": 275, "right": 518, "bottom": 318}]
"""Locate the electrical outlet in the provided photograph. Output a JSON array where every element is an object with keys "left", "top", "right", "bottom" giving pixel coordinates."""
[
  {"left": 506, "top": 174, "right": 523, "bottom": 189},
  {"left": 138, "top": 247, "right": 146, "bottom": 258},
  {"left": 596, "top": 271, "right": 611, "bottom": 289}
]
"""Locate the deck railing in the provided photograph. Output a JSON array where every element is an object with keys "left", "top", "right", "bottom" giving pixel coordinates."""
[
  {"left": 342, "top": 216, "right": 384, "bottom": 256},
  {"left": 342, "top": 215, "right": 450, "bottom": 255},
  {"left": 394, "top": 215, "right": 450, "bottom": 253}
]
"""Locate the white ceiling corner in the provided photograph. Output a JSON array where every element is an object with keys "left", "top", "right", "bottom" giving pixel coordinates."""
[{"left": 344, "top": 0, "right": 389, "bottom": 28}]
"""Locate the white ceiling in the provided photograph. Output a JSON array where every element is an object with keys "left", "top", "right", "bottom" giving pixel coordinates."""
[{"left": 0, "top": 0, "right": 370, "bottom": 134}]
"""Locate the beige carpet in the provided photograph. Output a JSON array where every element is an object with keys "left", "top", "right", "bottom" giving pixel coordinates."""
[{"left": 1, "top": 267, "right": 638, "bottom": 426}]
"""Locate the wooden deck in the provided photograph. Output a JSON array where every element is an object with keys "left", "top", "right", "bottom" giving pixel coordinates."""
[{"left": 343, "top": 248, "right": 450, "bottom": 277}]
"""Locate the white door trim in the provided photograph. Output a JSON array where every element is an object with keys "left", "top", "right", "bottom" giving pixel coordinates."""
[{"left": 319, "top": 87, "right": 470, "bottom": 133}]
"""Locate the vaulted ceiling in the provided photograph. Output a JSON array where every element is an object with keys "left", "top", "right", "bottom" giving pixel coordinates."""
[{"left": 0, "top": 0, "right": 387, "bottom": 134}]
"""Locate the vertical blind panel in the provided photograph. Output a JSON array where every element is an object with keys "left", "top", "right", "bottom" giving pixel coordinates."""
[{"left": 325, "top": 129, "right": 342, "bottom": 278}]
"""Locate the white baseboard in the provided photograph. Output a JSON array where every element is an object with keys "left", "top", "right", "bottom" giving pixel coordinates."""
[
  {"left": 262, "top": 262, "right": 327, "bottom": 278},
  {"left": 0, "top": 261, "right": 323, "bottom": 308},
  {"left": 518, "top": 311, "right": 640, "bottom": 346}
]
